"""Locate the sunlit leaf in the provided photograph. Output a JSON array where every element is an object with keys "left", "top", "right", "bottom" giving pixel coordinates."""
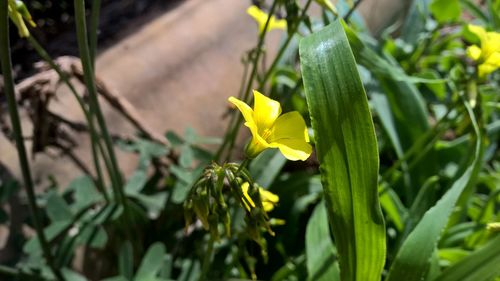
[{"left": 300, "top": 19, "right": 386, "bottom": 281}]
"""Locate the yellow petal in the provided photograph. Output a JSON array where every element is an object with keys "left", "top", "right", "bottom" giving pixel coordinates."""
[
  {"left": 252, "top": 90, "right": 282, "bottom": 131},
  {"left": 478, "top": 63, "right": 497, "bottom": 78},
  {"left": 269, "top": 18, "right": 287, "bottom": 31},
  {"left": 487, "top": 32, "right": 500, "bottom": 53},
  {"left": 484, "top": 52, "right": 500, "bottom": 67},
  {"left": 228, "top": 96, "right": 254, "bottom": 124},
  {"left": 466, "top": 45, "right": 482, "bottom": 61},
  {"left": 262, "top": 202, "right": 275, "bottom": 212},
  {"left": 241, "top": 182, "right": 256, "bottom": 211},
  {"left": 270, "top": 111, "right": 309, "bottom": 142},
  {"left": 246, "top": 5, "right": 286, "bottom": 32},
  {"left": 468, "top": 24, "right": 488, "bottom": 45},
  {"left": 259, "top": 188, "right": 279, "bottom": 204},
  {"left": 270, "top": 139, "right": 312, "bottom": 161},
  {"left": 246, "top": 5, "right": 270, "bottom": 32}
]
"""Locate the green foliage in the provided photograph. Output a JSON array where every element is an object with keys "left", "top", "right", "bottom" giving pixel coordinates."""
[
  {"left": 305, "top": 202, "right": 339, "bottom": 281},
  {"left": 300, "top": 20, "right": 386, "bottom": 281},
  {"left": 1, "top": 0, "right": 500, "bottom": 281},
  {"left": 431, "top": 0, "right": 461, "bottom": 23}
]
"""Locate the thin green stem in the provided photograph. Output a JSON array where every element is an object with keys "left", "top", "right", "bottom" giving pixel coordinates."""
[
  {"left": 241, "top": 0, "right": 279, "bottom": 104},
  {"left": 0, "top": 265, "right": 47, "bottom": 280},
  {"left": 214, "top": 0, "right": 279, "bottom": 162},
  {"left": 27, "top": 36, "right": 109, "bottom": 202},
  {"left": 381, "top": 105, "right": 455, "bottom": 182},
  {"left": 73, "top": 0, "right": 125, "bottom": 199},
  {"left": 199, "top": 236, "right": 215, "bottom": 281},
  {"left": 222, "top": 0, "right": 313, "bottom": 161},
  {"left": 89, "top": 0, "right": 101, "bottom": 68},
  {"left": 343, "top": 0, "right": 365, "bottom": 22},
  {"left": 0, "top": 3, "right": 64, "bottom": 280},
  {"left": 0, "top": 265, "right": 17, "bottom": 277},
  {"left": 259, "top": 0, "right": 313, "bottom": 89},
  {"left": 235, "top": 158, "right": 250, "bottom": 175}
]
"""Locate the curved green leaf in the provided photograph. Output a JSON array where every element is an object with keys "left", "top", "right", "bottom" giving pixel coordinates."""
[
  {"left": 300, "top": 20, "right": 386, "bottom": 281},
  {"left": 135, "top": 242, "right": 166, "bottom": 281},
  {"left": 306, "top": 202, "right": 339, "bottom": 281},
  {"left": 434, "top": 235, "right": 500, "bottom": 281},
  {"left": 385, "top": 100, "right": 484, "bottom": 281}
]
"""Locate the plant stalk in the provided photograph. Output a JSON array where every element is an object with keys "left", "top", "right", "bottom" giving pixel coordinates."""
[
  {"left": 89, "top": 0, "right": 101, "bottom": 68},
  {"left": 0, "top": 2, "right": 64, "bottom": 280},
  {"left": 73, "top": 0, "right": 125, "bottom": 199},
  {"left": 27, "top": 36, "right": 109, "bottom": 202},
  {"left": 199, "top": 236, "right": 215, "bottom": 281},
  {"left": 221, "top": 0, "right": 313, "bottom": 161},
  {"left": 214, "top": 0, "right": 279, "bottom": 162}
]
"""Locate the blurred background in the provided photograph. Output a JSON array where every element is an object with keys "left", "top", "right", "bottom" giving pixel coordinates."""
[{"left": 2, "top": 0, "right": 408, "bottom": 187}]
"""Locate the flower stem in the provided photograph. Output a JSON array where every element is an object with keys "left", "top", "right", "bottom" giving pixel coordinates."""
[
  {"left": 214, "top": 0, "right": 279, "bottom": 162},
  {"left": 0, "top": 3, "right": 64, "bottom": 280},
  {"left": 74, "top": 0, "right": 132, "bottom": 230},
  {"left": 380, "top": 105, "right": 455, "bottom": 182},
  {"left": 26, "top": 35, "right": 109, "bottom": 202},
  {"left": 89, "top": 0, "right": 101, "bottom": 68},
  {"left": 220, "top": 0, "right": 313, "bottom": 162},
  {"left": 235, "top": 158, "right": 250, "bottom": 175},
  {"left": 199, "top": 236, "right": 215, "bottom": 281},
  {"left": 343, "top": 0, "right": 365, "bottom": 22}
]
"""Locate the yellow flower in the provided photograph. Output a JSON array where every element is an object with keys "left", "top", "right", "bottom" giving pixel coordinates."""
[
  {"left": 8, "top": 0, "right": 36, "bottom": 38},
  {"left": 241, "top": 182, "right": 279, "bottom": 212},
  {"left": 228, "top": 90, "right": 312, "bottom": 161},
  {"left": 246, "top": 5, "right": 287, "bottom": 33},
  {"left": 466, "top": 24, "right": 500, "bottom": 78},
  {"left": 486, "top": 222, "right": 500, "bottom": 232}
]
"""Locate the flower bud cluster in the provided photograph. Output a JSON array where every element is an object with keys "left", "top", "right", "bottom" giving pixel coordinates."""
[{"left": 183, "top": 162, "right": 276, "bottom": 255}]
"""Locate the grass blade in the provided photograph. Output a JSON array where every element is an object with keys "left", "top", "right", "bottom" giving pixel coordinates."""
[
  {"left": 433, "top": 235, "right": 500, "bottom": 281},
  {"left": 306, "top": 202, "right": 340, "bottom": 281},
  {"left": 300, "top": 20, "right": 386, "bottom": 281},
  {"left": 385, "top": 100, "right": 484, "bottom": 281}
]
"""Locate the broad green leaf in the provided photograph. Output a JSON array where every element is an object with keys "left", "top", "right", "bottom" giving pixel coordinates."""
[
  {"left": 125, "top": 170, "right": 148, "bottom": 195},
  {"left": 179, "top": 145, "right": 194, "bottom": 168},
  {"left": 385, "top": 101, "right": 484, "bottom": 281},
  {"left": 159, "top": 254, "right": 173, "bottom": 279},
  {"left": 300, "top": 20, "right": 386, "bottom": 281},
  {"left": 66, "top": 176, "right": 102, "bottom": 211},
  {"left": 46, "top": 191, "right": 73, "bottom": 222},
  {"left": 379, "top": 187, "right": 407, "bottom": 232},
  {"left": 23, "top": 221, "right": 70, "bottom": 255},
  {"left": 178, "top": 259, "right": 200, "bottom": 281},
  {"left": 434, "top": 235, "right": 500, "bottom": 281},
  {"left": 430, "top": 0, "right": 461, "bottom": 23},
  {"left": 135, "top": 242, "right": 166, "bottom": 281},
  {"left": 170, "top": 166, "right": 204, "bottom": 203},
  {"left": 306, "top": 202, "right": 340, "bottom": 281},
  {"left": 438, "top": 248, "right": 471, "bottom": 265}
]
